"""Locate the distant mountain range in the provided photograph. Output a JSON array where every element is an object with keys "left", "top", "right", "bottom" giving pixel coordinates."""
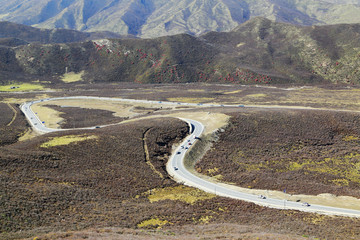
[
  {"left": 0, "top": 0, "right": 360, "bottom": 38},
  {"left": 0, "top": 21, "right": 125, "bottom": 45},
  {"left": 0, "top": 18, "right": 359, "bottom": 85}
]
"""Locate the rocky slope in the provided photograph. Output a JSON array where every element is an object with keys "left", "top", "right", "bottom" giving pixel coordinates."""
[
  {"left": 0, "top": 18, "right": 359, "bottom": 85},
  {"left": 0, "top": 0, "right": 360, "bottom": 38},
  {"left": 0, "top": 21, "right": 125, "bottom": 45}
]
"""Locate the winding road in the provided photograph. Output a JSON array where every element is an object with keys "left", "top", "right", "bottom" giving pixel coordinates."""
[
  {"left": 21, "top": 96, "right": 360, "bottom": 218},
  {"left": 20, "top": 96, "right": 242, "bottom": 133}
]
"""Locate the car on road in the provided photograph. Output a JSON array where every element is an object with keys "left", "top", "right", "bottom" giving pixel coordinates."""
[
  {"left": 302, "top": 202, "right": 311, "bottom": 207},
  {"left": 177, "top": 151, "right": 181, "bottom": 154},
  {"left": 258, "top": 195, "right": 266, "bottom": 199},
  {"left": 174, "top": 167, "right": 178, "bottom": 171},
  {"left": 95, "top": 126, "right": 101, "bottom": 129}
]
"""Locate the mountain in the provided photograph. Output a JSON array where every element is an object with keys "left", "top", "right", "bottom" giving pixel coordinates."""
[
  {"left": 0, "top": 0, "right": 359, "bottom": 38},
  {"left": 0, "top": 18, "right": 359, "bottom": 85},
  {"left": 0, "top": 21, "right": 127, "bottom": 45}
]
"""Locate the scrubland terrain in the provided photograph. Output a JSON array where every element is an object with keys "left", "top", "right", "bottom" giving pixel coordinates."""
[
  {"left": 0, "top": 102, "right": 28, "bottom": 146},
  {"left": 196, "top": 110, "right": 360, "bottom": 197},
  {"left": 1, "top": 5, "right": 360, "bottom": 239},
  {"left": 1, "top": 83, "right": 360, "bottom": 239},
  {"left": 42, "top": 105, "right": 124, "bottom": 129},
  {"left": 1, "top": 18, "right": 360, "bottom": 86}
]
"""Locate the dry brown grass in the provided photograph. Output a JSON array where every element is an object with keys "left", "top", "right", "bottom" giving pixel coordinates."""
[
  {"left": 2, "top": 83, "right": 360, "bottom": 240},
  {"left": 196, "top": 109, "right": 360, "bottom": 203},
  {"left": 20, "top": 224, "right": 309, "bottom": 240},
  {"left": 0, "top": 102, "right": 28, "bottom": 146},
  {"left": 31, "top": 104, "right": 64, "bottom": 129}
]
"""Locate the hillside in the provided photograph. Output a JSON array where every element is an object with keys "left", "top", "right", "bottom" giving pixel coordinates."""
[
  {"left": 197, "top": 110, "right": 360, "bottom": 197},
  {"left": 1, "top": 91, "right": 360, "bottom": 239},
  {"left": 0, "top": 18, "right": 360, "bottom": 85},
  {"left": 0, "top": 0, "right": 360, "bottom": 38},
  {"left": 0, "top": 21, "right": 125, "bottom": 45}
]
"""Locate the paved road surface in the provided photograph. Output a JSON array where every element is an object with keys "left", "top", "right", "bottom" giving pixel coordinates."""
[
  {"left": 21, "top": 97, "right": 360, "bottom": 218},
  {"left": 167, "top": 119, "right": 360, "bottom": 218}
]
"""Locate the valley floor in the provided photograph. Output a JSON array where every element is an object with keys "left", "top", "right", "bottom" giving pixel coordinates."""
[{"left": 1, "top": 83, "right": 360, "bottom": 240}]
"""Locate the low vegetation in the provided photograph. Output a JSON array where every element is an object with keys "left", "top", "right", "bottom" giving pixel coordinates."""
[
  {"left": 0, "top": 118, "right": 189, "bottom": 237},
  {"left": 43, "top": 105, "right": 124, "bottom": 129},
  {"left": 60, "top": 71, "right": 84, "bottom": 83},
  {"left": 0, "top": 21, "right": 120, "bottom": 44},
  {"left": 137, "top": 218, "right": 170, "bottom": 229},
  {"left": 1, "top": 93, "right": 360, "bottom": 239},
  {"left": 196, "top": 109, "right": 360, "bottom": 197},
  {"left": 0, "top": 102, "right": 28, "bottom": 146},
  {"left": 0, "top": 83, "right": 44, "bottom": 92},
  {"left": 1, "top": 18, "right": 360, "bottom": 85},
  {"left": 40, "top": 135, "right": 98, "bottom": 148},
  {"left": 145, "top": 186, "right": 215, "bottom": 205}
]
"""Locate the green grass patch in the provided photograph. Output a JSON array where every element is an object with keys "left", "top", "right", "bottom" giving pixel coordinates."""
[
  {"left": 194, "top": 215, "right": 213, "bottom": 224},
  {"left": 40, "top": 135, "right": 97, "bottom": 148},
  {"left": 0, "top": 83, "right": 44, "bottom": 92},
  {"left": 282, "top": 154, "right": 360, "bottom": 185},
  {"left": 146, "top": 185, "right": 215, "bottom": 204},
  {"left": 61, "top": 71, "right": 84, "bottom": 83},
  {"left": 224, "top": 90, "right": 242, "bottom": 95},
  {"left": 343, "top": 135, "right": 359, "bottom": 142},
  {"left": 137, "top": 218, "right": 170, "bottom": 229}
]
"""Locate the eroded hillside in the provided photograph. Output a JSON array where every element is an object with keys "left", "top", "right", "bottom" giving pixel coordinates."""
[
  {"left": 0, "top": 18, "right": 359, "bottom": 85},
  {"left": 1, "top": 0, "right": 360, "bottom": 37}
]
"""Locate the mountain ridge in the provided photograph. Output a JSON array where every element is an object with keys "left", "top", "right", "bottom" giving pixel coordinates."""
[
  {"left": 0, "top": 17, "right": 359, "bottom": 85},
  {"left": 0, "top": 21, "right": 133, "bottom": 45},
  {"left": 0, "top": 0, "right": 360, "bottom": 38}
]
